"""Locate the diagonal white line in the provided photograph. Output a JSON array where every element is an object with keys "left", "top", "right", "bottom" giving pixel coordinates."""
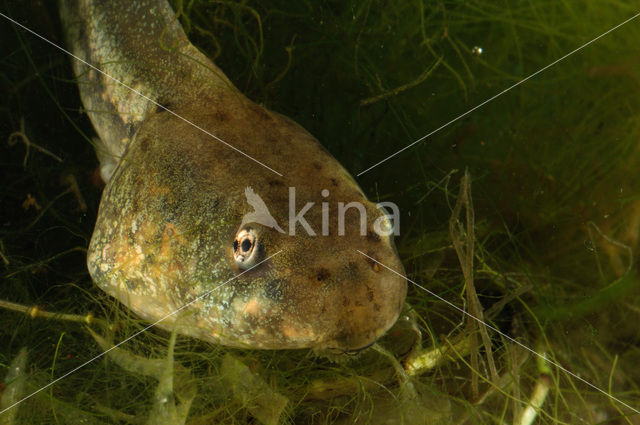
[
  {"left": 0, "top": 12, "right": 283, "bottom": 177},
  {"left": 356, "top": 250, "right": 640, "bottom": 416},
  {"left": 0, "top": 250, "right": 282, "bottom": 416},
  {"left": 356, "top": 11, "right": 640, "bottom": 177}
]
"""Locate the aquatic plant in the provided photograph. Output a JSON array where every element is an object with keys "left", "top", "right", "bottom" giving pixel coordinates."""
[{"left": 1, "top": 0, "right": 639, "bottom": 423}]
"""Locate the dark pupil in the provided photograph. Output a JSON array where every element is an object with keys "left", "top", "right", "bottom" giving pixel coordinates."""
[
  {"left": 233, "top": 240, "right": 238, "bottom": 252},
  {"left": 241, "top": 238, "right": 252, "bottom": 252}
]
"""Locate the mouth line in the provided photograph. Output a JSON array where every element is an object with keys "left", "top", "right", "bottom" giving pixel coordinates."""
[{"left": 342, "top": 340, "right": 376, "bottom": 355}]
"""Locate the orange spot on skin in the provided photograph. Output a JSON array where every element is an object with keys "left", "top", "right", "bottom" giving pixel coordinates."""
[
  {"left": 137, "top": 220, "right": 158, "bottom": 246},
  {"left": 244, "top": 298, "right": 261, "bottom": 316},
  {"left": 112, "top": 238, "right": 144, "bottom": 274},
  {"left": 281, "top": 320, "right": 314, "bottom": 340}
]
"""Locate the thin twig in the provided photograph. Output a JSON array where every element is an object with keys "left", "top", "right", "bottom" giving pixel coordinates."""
[
  {"left": 61, "top": 174, "right": 87, "bottom": 212},
  {"left": 0, "top": 298, "right": 107, "bottom": 328},
  {"left": 588, "top": 221, "right": 634, "bottom": 276},
  {"left": 449, "top": 169, "right": 499, "bottom": 398},
  {"left": 360, "top": 56, "right": 443, "bottom": 106},
  {"left": 7, "top": 117, "right": 63, "bottom": 166}
]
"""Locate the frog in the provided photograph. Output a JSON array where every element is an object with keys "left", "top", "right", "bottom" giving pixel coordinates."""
[{"left": 59, "top": 0, "right": 407, "bottom": 353}]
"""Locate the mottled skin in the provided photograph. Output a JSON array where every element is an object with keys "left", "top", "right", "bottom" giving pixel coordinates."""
[{"left": 60, "top": 0, "right": 407, "bottom": 351}]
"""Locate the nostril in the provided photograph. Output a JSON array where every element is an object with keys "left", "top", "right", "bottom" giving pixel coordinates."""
[{"left": 316, "top": 268, "right": 330, "bottom": 281}]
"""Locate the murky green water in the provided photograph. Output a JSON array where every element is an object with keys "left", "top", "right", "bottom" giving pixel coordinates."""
[{"left": 1, "top": 1, "right": 639, "bottom": 423}]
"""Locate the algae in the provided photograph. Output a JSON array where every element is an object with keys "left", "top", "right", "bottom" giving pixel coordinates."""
[{"left": 1, "top": 0, "right": 639, "bottom": 423}]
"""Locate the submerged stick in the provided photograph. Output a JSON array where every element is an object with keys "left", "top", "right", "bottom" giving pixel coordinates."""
[
  {"left": 449, "top": 169, "right": 499, "bottom": 397},
  {"left": 0, "top": 299, "right": 107, "bottom": 328},
  {"left": 404, "top": 334, "right": 470, "bottom": 376}
]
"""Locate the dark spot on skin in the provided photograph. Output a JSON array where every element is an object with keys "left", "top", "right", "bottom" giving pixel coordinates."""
[
  {"left": 367, "top": 290, "right": 374, "bottom": 302},
  {"left": 373, "top": 303, "right": 381, "bottom": 312},
  {"left": 264, "top": 280, "right": 283, "bottom": 301},
  {"left": 316, "top": 268, "right": 330, "bottom": 282},
  {"left": 176, "top": 283, "right": 195, "bottom": 303},
  {"left": 156, "top": 98, "right": 173, "bottom": 111},
  {"left": 345, "top": 262, "right": 358, "bottom": 278},
  {"left": 342, "top": 297, "right": 350, "bottom": 307},
  {"left": 249, "top": 103, "right": 272, "bottom": 122},
  {"left": 365, "top": 253, "right": 381, "bottom": 272},
  {"left": 330, "top": 178, "right": 339, "bottom": 187},
  {"left": 313, "top": 162, "right": 322, "bottom": 170},
  {"left": 268, "top": 180, "right": 284, "bottom": 187},
  {"left": 213, "top": 109, "right": 229, "bottom": 122},
  {"left": 364, "top": 255, "right": 376, "bottom": 268},
  {"left": 139, "top": 137, "right": 151, "bottom": 153},
  {"left": 125, "top": 279, "right": 138, "bottom": 291},
  {"left": 126, "top": 122, "right": 136, "bottom": 138},
  {"left": 158, "top": 196, "right": 182, "bottom": 221},
  {"left": 209, "top": 198, "right": 220, "bottom": 209},
  {"left": 367, "top": 230, "right": 381, "bottom": 243},
  {"left": 76, "top": 24, "right": 86, "bottom": 42},
  {"left": 133, "top": 174, "right": 145, "bottom": 190}
]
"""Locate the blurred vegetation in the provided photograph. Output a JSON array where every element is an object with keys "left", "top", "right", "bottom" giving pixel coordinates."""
[{"left": 1, "top": 0, "right": 639, "bottom": 423}]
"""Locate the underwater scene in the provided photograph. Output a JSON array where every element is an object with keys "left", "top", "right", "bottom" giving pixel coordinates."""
[{"left": 1, "top": 0, "right": 640, "bottom": 423}]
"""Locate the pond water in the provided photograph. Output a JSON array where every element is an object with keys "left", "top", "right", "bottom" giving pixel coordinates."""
[{"left": 0, "top": 1, "right": 639, "bottom": 423}]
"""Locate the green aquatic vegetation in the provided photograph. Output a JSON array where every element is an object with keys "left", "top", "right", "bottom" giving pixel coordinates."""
[{"left": 1, "top": 0, "right": 640, "bottom": 423}]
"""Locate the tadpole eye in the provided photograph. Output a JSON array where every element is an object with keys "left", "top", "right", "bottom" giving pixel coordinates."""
[{"left": 233, "top": 227, "right": 260, "bottom": 269}]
